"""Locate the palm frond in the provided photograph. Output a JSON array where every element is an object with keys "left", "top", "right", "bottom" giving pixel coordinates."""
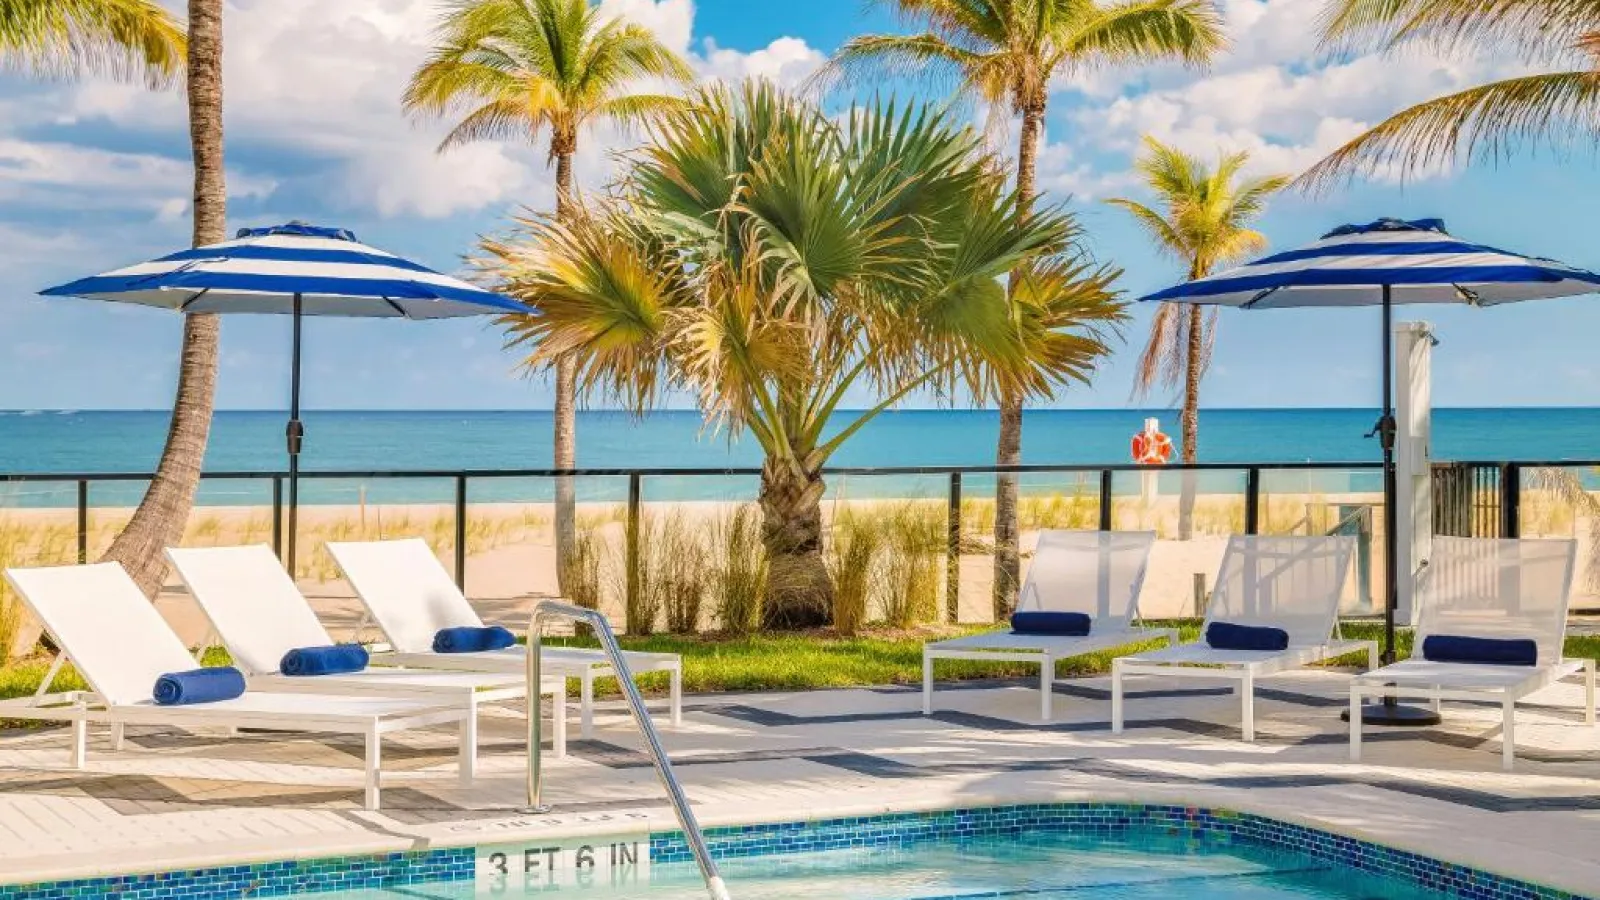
[
  {"left": 1320, "top": 0, "right": 1600, "bottom": 58},
  {"left": 0, "top": 0, "right": 185, "bottom": 86},
  {"left": 1295, "top": 70, "right": 1600, "bottom": 192},
  {"left": 807, "top": 32, "right": 1000, "bottom": 102},
  {"left": 1060, "top": 0, "right": 1228, "bottom": 69}
]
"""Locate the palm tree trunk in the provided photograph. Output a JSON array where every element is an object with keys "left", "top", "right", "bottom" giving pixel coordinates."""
[
  {"left": 1177, "top": 303, "right": 1202, "bottom": 540},
  {"left": 758, "top": 459, "right": 832, "bottom": 629},
  {"left": 993, "top": 99, "right": 1045, "bottom": 621},
  {"left": 551, "top": 145, "right": 578, "bottom": 595},
  {"left": 100, "top": 0, "right": 223, "bottom": 598}
]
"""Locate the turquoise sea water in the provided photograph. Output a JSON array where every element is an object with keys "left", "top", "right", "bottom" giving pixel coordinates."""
[
  {"left": 1, "top": 407, "right": 1596, "bottom": 506},
  {"left": 318, "top": 831, "right": 1451, "bottom": 899}
]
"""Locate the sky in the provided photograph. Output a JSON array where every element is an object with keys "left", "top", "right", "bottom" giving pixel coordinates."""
[{"left": 1, "top": 0, "right": 1597, "bottom": 412}]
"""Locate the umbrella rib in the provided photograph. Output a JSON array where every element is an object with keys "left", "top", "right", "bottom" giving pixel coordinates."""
[
  {"left": 381, "top": 298, "right": 410, "bottom": 318},
  {"left": 177, "top": 289, "right": 211, "bottom": 312}
]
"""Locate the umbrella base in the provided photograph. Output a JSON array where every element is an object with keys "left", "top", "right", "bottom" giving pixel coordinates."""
[{"left": 1340, "top": 702, "right": 1442, "bottom": 727}]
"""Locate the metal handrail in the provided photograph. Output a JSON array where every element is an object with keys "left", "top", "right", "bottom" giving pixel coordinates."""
[{"left": 525, "top": 600, "right": 730, "bottom": 900}]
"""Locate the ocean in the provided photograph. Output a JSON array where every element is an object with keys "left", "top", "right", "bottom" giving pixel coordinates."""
[{"left": 0, "top": 407, "right": 1595, "bottom": 507}]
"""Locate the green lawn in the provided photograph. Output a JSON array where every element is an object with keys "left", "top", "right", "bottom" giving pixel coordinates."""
[{"left": 5, "top": 622, "right": 1597, "bottom": 706}]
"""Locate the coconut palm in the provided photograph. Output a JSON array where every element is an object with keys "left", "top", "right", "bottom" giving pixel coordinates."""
[
  {"left": 0, "top": 0, "right": 184, "bottom": 84},
  {"left": 816, "top": 0, "right": 1225, "bottom": 618},
  {"left": 404, "top": 0, "right": 693, "bottom": 588},
  {"left": 484, "top": 81, "right": 1126, "bottom": 629},
  {"left": 1106, "top": 137, "right": 1286, "bottom": 539},
  {"left": 10, "top": 0, "right": 208, "bottom": 600},
  {"left": 1300, "top": 0, "right": 1600, "bottom": 188}
]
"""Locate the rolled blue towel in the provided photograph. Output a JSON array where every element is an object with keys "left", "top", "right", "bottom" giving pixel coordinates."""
[
  {"left": 1422, "top": 635, "right": 1537, "bottom": 667},
  {"left": 1010, "top": 611, "right": 1092, "bottom": 636},
  {"left": 1206, "top": 621, "right": 1289, "bottom": 652},
  {"left": 433, "top": 625, "right": 518, "bottom": 654},
  {"left": 280, "top": 644, "right": 369, "bottom": 677},
  {"left": 153, "top": 667, "right": 246, "bottom": 706}
]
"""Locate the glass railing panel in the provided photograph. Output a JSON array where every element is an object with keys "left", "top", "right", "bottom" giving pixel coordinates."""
[
  {"left": 1518, "top": 465, "right": 1600, "bottom": 611},
  {"left": 0, "top": 479, "right": 80, "bottom": 659},
  {"left": 465, "top": 474, "right": 631, "bottom": 630},
  {"left": 826, "top": 472, "right": 951, "bottom": 631},
  {"left": 636, "top": 473, "right": 761, "bottom": 635},
  {"left": 1258, "top": 467, "right": 1383, "bottom": 616},
  {"left": 1110, "top": 467, "right": 1247, "bottom": 619}
]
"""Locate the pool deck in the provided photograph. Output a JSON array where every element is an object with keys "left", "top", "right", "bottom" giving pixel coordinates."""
[{"left": 2, "top": 668, "right": 1598, "bottom": 896}]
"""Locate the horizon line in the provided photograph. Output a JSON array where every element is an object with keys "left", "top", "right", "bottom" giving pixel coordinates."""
[{"left": 6, "top": 405, "right": 1600, "bottom": 414}]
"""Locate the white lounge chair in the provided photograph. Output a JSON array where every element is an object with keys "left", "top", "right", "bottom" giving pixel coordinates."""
[
  {"left": 923, "top": 530, "right": 1173, "bottom": 722},
  {"left": 0, "top": 562, "right": 466, "bottom": 810},
  {"left": 1350, "top": 535, "right": 1596, "bottom": 770},
  {"left": 1112, "top": 534, "right": 1376, "bottom": 741},
  {"left": 165, "top": 544, "right": 567, "bottom": 780},
  {"left": 325, "top": 538, "right": 682, "bottom": 737}
]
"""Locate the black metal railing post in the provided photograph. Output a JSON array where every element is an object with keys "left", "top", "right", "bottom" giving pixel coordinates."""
[
  {"left": 454, "top": 475, "right": 468, "bottom": 590},
  {"left": 75, "top": 479, "right": 88, "bottom": 563},
  {"left": 946, "top": 472, "right": 961, "bottom": 624},
  {"left": 1098, "top": 469, "right": 1113, "bottom": 531},
  {"left": 1244, "top": 467, "right": 1261, "bottom": 535},
  {"left": 1500, "top": 463, "right": 1521, "bottom": 539},
  {"left": 271, "top": 476, "right": 283, "bottom": 559},
  {"left": 626, "top": 472, "right": 642, "bottom": 615}
]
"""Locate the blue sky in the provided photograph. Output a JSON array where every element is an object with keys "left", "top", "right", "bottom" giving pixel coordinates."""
[{"left": 0, "top": 0, "right": 1595, "bottom": 412}]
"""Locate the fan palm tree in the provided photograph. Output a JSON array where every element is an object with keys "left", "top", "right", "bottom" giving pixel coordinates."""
[
  {"left": 0, "top": 0, "right": 184, "bottom": 84},
  {"left": 815, "top": 0, "right": 1225, "bottom": 619},
  {"left": 484, "top": 81, "right": 1126, "bottom": 629},
  {"left": 404, "top": 0, "right": 693, "bottom": 590},
  {"left": 1106, "top": 137, "right": 1286, "bottom": 538},
  {"left": 1299, "top": 0, "right": 1600, "bottom": 188},
  {"left": 7, "top": 0, "right": 208, "bottom": 601}
]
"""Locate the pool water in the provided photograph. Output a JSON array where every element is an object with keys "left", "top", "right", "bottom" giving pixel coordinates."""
[{"left": 325, "top": 831, "right": 1450, "bottom": 899}]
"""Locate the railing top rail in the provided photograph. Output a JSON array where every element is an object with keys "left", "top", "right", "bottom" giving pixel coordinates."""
[{"left": 0, "top": 460, "right": 1390, "bottom": 482}]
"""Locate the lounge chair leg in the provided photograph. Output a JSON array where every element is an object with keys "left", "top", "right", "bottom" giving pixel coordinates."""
[
  {"left": 109, "top": 722, "right": 125, "bottom": 751},
  {"left": 669, "top": 664, "right": 683, "bottom": 728},
  {"left": 1349, "top": 688, "right": 1362, "bottom": 762},
  {"left": 1502, "top": 700, "right": 1516, "bottom": 771},
  {"left": 1040, "top": 655, "right": 1053, "bottom": 723},
  {"left": 459, "top": 697, "right": 478, "bottom": 787},
  {"left": 1240, "top": 672, "right": 1256, "bottom": 742},
  {"left": 1367, "top": 644, "right": 1378, "bottom": 671},
  {"left": 552, "top": 681, "right": 567, "bottom": 759},
  {"left": 1430, "top": 690, "right": 1441, "bottom": 715},
  {"left": 1111, "top": 661, "right": 1124, "bottom": 735},
  {"left": 581, "top": 670, "right": 595, "bottom": 739},
  {"left": 70, "top": 713, "right": 87, "bottom": 769},
  {"left": 365, "top": 726, "right": 382, "bottom": 811},
  {"left": 922, "top": 651, "right": 934, "bottom": 716},
  {"left": 1586, "top": 660, "right": 1596, "bottom": 726}
]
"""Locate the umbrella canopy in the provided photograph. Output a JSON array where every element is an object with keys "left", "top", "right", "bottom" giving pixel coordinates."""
[
  {"left": 1141, "top": 217, "right": 1600, "bottom": 308},
  {"left": 40, "top": 221, "right": 527, "bottom": 317},
  {"left": 1136, "top": 217, "right": 1600, "bottom": 727}
]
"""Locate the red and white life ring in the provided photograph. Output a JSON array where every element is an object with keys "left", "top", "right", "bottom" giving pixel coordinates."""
[{"left": 1131, "top": 422, "right": 1173, "bottom": 465}]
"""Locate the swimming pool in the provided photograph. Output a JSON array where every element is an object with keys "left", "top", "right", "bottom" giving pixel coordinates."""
[
  {"left": 329, "top": 830, "right": 1459, "bottom": 899},
  {"left": 1, "top": 804, "right": 1582, "bottom": 900}
]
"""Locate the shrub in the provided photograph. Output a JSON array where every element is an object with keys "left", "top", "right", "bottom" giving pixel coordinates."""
[
  {"left": 712, "top": 504, "right": 765, "bottom": 634},
  {"left": 877, "top": 502, "right": 944, "bottom": 628},
  {"left": 827, "top": 510, "right": 881, "bottom": 636}
]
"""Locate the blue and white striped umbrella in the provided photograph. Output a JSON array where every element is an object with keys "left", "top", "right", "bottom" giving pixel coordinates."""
[
  {"left": 1139, "top": 217, "right": 1600, "bottom": 308},
  {"left": 40, "top": 221, "right": 527, "bottom": 318},
  {"left": 39, "top": 221, "right": 528, "bottom": 574}
]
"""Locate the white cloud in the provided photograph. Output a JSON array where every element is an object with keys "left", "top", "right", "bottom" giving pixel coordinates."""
[
  {"left": 0, "top": 139, "right": 275, "bottom": 214},
  {"left": 1038, "top": 0, "right": 1532, "bottom": 195}
]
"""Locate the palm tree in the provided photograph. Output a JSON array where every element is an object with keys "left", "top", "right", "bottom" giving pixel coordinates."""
[
  {"left": 0, "top": 0, "right": 183, "bottom": 84},
  {"left": 403, "top": 0, "right": 694, "bottom": 590},
  {"left": 1106, "top": 137, "right": 1286, "bottom": 538},
  {"left": 1299, "top": 0, "right": 1600, "bottom": 188},
  {"left": 816, "top": 0, "right": 1225, "bottom": 619},
  {"left": 484, "top": 81, "right": 1126, "bottom": 629},
  {"left": 4, "top": 0, "right": 205, "bottom": 600}
]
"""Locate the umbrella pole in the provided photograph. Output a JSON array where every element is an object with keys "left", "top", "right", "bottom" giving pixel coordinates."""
[
  {"left": 1353, "top": 285, "right": 1440, "bottom": 726},
  {"left": 286, "top": 292, "right": 304, "bottom": 578}
]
